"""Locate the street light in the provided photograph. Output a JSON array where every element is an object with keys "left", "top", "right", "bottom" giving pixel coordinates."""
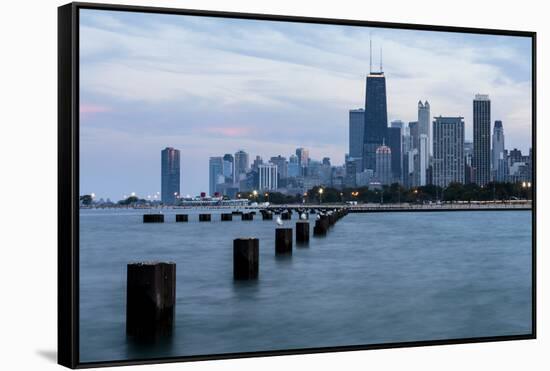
[{"left": 318, "top": 188, "right": 324, "bottom": 204}]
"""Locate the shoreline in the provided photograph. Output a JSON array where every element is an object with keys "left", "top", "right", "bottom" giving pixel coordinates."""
[{"left": 80, "top": 201, "right": 532, "bottom": 213}]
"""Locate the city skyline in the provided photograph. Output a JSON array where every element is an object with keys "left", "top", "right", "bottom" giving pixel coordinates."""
[{"left": 79, "top": 9, "right": 532, "bottom": 199}]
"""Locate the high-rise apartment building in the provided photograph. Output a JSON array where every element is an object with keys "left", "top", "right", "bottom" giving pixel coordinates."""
[{"left": 433, "top": 116, "right": 465, "bottom": 187}]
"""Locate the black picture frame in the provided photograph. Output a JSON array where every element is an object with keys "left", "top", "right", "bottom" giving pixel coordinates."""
[{"left": 58, "top": 2, "right": 537, "bottom": 368}]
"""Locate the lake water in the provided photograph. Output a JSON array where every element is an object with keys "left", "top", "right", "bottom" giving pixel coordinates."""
[{"left": 79, "top": 209, "right": 532, "bottom": 363}]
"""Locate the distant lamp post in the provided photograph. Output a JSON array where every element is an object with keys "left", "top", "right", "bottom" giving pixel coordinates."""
[
  {"left": 90, "top": 192, "right": 95, "bottom": 199},
  {"left": 252, "top": 190, "right": 258, "bottom": 202},
  {"left": 340, "top": 192, "right": 344, "bottom": 203},
  {"left": 237, "top": 193, "right": 241, "bottom": 198},
  {"left": 131, "top": 192, "right": 136, "bottom": 197},
  {"left": 318, "top": 188, "right": 324, "bottom": 204},
  {"left": 264, "top": 192, "right": 269, "bottom": 202},
  {"left": 303, "top": 192, "right": 308, "bottom": 204}
]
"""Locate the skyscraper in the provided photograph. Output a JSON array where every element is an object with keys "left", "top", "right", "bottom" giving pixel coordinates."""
[
  {"left": 234, "top": 150, "right": 249, "bottom": 182},
  {"left": 161, "top": 147, "right": 180, "bottom": 205},
  {"left": 349, "top": 108, "right": 365, "bottom": 169},
  {"left": 418, "top": 134, "right": 429, "bottom": 186},
  {"left": 270, "top": 155, "right": 288, "bottom": 180},
  {"left": 344, "top": 159, "right": 358, "bottom": 188},
  {"left": 408, "top": 121, "right": 423, "bottom": 186},
  {"left": 222, "top": 153, "right": 234, "bottom": 183},
  {"left": 287, "top": 154, "right": 300, "bottom": 178},
  {"left": 363, "top": 70, "right": 388, "bottom": 171},
  {"left": 387, "top": 126, "right": 402, "bottom": 183},
  {"left": 390, "top": 120, "right": 404, "bottom": 130},
  {"left": 418, "top": 100, "right": 431, "bottom": 154},
  {"left": 295, "top": 148, "right": 309, "bottom": 169},
  {"left": 375, "top": 144, "right": 392, "bottom": 185},
  {"left": 209, "top": 156, "right": 224, "bottom": 196},
  {"left": 251, "top": 155, "right": 263, "bottom": 172},
  {"left": 473, "top": 94, "right": 491, "bottom": 186},
  {"left": 258, "top": 163, "right": 278, "bottom": 191},
  {"left": 464, "top": 140, "right": 474, "bottom": 184},
  {"left": 409, "top": 121, "right": 419, "bottom": 149},
  {"left": 492, "top": 120, "right": 506, "bottom": 182},
  {"left": 433, "top": 116, "right": 465, "bottom": 187}
]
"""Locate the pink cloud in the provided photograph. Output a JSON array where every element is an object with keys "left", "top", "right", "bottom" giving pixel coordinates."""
[
  {"left": 205, "top": 126, "right": 250, "bottom": 137},
  {"left": 80, "top": 103, "right": 111, "bottom": 117}
]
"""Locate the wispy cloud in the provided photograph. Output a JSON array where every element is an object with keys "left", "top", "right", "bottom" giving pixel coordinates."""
[
  {"left": 80, "top": 103, "right": 111, "bottom": 119},
  {"left": 204, "top": 126, "right": 252, "bottom": 138}
]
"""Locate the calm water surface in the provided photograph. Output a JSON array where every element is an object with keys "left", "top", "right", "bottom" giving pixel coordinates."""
[{"left": 79, "top": 209, "right": 532, "bottom": 362}]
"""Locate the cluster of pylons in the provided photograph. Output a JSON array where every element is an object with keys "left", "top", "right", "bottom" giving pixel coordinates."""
[
  {"left": 130, "top": 207, "right": 349, "bottom": 341},
  {"left": 313, "top": 208, "right": 349, "bottom": 236}
]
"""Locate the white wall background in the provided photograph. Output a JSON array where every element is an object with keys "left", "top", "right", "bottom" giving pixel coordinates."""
[{"left": 0, "top": 0, "right": 546, "bottom": 369}]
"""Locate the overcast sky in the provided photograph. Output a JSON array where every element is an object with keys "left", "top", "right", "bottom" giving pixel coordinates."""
[{"left": 79, "top": 9, "right": 532, "bottom": 200}]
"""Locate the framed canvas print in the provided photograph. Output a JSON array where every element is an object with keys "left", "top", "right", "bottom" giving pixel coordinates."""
[{"left": 58, "top": 2, "right": 536, "bottom": 368}]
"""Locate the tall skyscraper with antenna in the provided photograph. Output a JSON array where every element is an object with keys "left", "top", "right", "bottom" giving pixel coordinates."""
[{"left": 363, "top": 39, "right": 388, "bottom": 171}]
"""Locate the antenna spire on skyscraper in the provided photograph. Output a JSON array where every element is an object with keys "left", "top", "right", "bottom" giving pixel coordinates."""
[
  {"left": 380, "top": 46, "right": 383, "bottom": 72},
  {"left": 369, "top": 34, "right": 373, "bottom": 73}
]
